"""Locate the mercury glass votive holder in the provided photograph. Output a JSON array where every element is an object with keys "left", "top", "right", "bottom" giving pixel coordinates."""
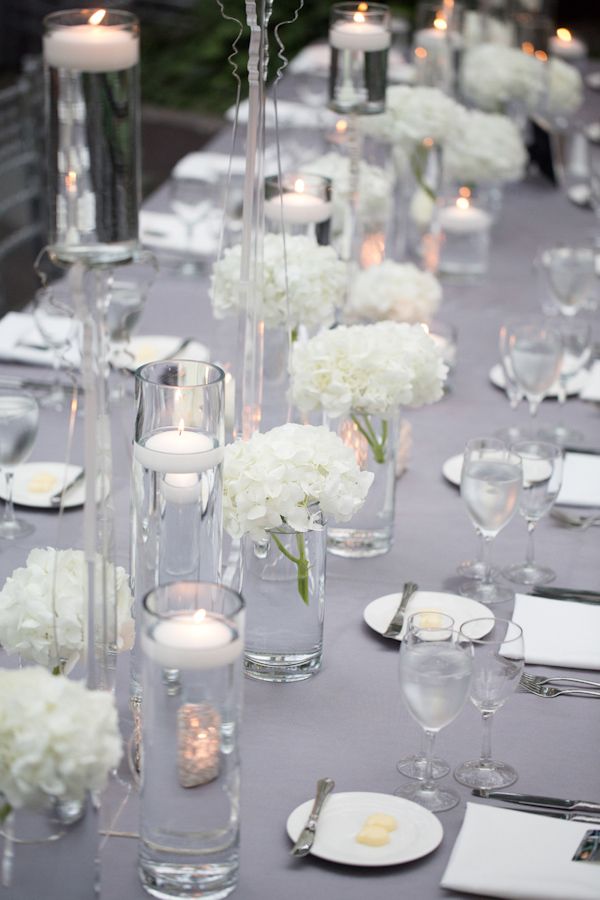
[
  {"left": 264, "top": 173, "right": 333, "bottom": 244},
  {"left": 139, "top": 582, "right": 244, "bottom": 900},
  {"left": 329, "top": 2, "right": 391, "bottom": 115}
]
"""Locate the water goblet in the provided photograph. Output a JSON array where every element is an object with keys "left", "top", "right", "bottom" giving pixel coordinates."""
[
  {"left": 0, "top": 393, "right": 39, "bottom": 539},
  {"left": 503, "top": 441, "right": 564, "bottom": 586},
  {"left": 396, "top": 610, "right": 455, "bottom": 781},
  {"left": 537, "top": 245, "right": 597, "bottom": 317},
  {"left": 459, "top": 439, "right": 522, "bottom": 604},
  {"left": 541, "top": 318, "right": 592, "bottom": 446},
  {"left": 395, "top": 623, "right": 473, "bottom": 812},
  {"left": 507, "top": 319, "right": 563, "bottom": 420},
  {"left": 454, "top": 618, "right": 524, "bottom": 790}
]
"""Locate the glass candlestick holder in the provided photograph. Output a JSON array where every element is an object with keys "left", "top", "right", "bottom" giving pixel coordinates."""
[
  {"left": 264, "top": 173, "right": 332, "bottom": 244},
  {"left": 329, "top": 2, "right": 391, "bottom": 115}
]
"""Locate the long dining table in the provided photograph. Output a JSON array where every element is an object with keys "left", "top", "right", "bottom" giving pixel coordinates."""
[{"left": 1, "top": 66, "right": 600, "bottom": 900}]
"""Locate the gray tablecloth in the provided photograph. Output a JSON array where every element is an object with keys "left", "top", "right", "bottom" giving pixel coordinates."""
[{"left": 1, "top": 91, "right": 600, "bottom": 899}]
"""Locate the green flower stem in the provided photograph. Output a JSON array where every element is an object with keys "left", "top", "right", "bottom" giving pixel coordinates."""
[
  {"left": 411, "top": 145, "right": 436, "bottom": 202},
  {"left": 0, "top": 803, "right": 10, "bottom": 823},
  {"left": 350, "top": 413, "right": 388, "bottom": 464},
  {"left": 270, "top": 532, "right": 311, "bottom": 605}
]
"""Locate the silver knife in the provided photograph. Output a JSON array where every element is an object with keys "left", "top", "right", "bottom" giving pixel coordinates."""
[
  {"left": 49, "top": 468, "right": 85, "bottom": 507},
  {"left": 472, "top": 789, "right": 600, "bottom": 815},
  {"left": 508, "top": 807, "right": 600, "bottom": 824},
  {"left": 530, "top": 586, "right": 600, "bottom": 604},
  {"left": 383, "top": 581, "right": 419, "bottom": 638},
  {"left": 290, "top": 777, "right": 335, "bottom": 858}
]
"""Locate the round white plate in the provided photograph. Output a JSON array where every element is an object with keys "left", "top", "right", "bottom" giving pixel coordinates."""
[
  {"left": 0, "top": 462, "right": 86, "bottom": 509},
  {"left": 126, "top": 336, "right": 210, "bottom": 372},
  {"left": 489, "top": 363, "right": 587, "bottom": 398},
  {"left": 442, "top": 453, "right": 463, "bottom": 487},
  {"left": 363, "top": 590, "right": 494, "bottom": 642},
  {"left": 286, "top": 792, "right": 442, "bottom": 867}
]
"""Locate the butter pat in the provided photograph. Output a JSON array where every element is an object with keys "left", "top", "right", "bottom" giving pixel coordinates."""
[
  {"left": 365, "top": 813, "right": 398, "bottom": 832},
  {"left": 356, "top": 825, "right": 390, "bottom": 847},
  {"left": 27, "top": 473, "right": 58, "bottom": 494}
]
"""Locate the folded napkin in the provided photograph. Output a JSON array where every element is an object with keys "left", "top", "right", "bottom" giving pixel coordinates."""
[
  {"left": 226, "top": 98, "right": 333, "bottom": 129},
  {"left": 0, "top": 312, "right": 79, "bottom": 368},
  {"left": 512, "top": 592, "right": 600, "bottom": 670},
  {"left": 556, "top": 453, "right": 600, "bottom": 508},
  {"left": 172, "top": 152, "right": 246, "bottom": 182},
  {"left": 580, "top": 361, "right": 600, "bottom": 402},
  {"left": 139, "top": 211, "right": 220, "bottom": 256},
  {"left": 441, "top": 803, "right": 600, "bottom": 899}
]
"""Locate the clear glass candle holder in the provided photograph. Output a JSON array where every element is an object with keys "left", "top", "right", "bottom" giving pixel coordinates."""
[
  {"left": 329, "top": 2, "right": 391, "bottom": 115},
  {"left": 43, "top": 8, "right": 141, "bottom": 264},
  {"left": 437, "top": 190, "right": 492, "bottom": 277},
  {"left": 264, "top": 173, "right": 332, "bottom": 244},
  {"left": 412, "top": 1, "right": 455, "bottom": 92},
  {"left": 139, "top": 582, "right": 244, "bottom": 900}
]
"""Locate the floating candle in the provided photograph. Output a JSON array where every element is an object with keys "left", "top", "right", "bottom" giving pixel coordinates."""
[
  {"left": 330, "top": 11, "right": 391, "bottom": 52},
  {"left": 144, "top": 610, "right": 243, "bottom": 670},
  {"left": 43, "top": 9, "right": 139, "bottom": 72},
  {"left": 134, "top": 421, "right": 223, "bottom": 474},
  {"left": 264, "top": 177, "right": 332, "bottom": 225},
  {"left": 549, "top": 28, "right": 586, "bottom": 61},
  {"left": 438, "top": 197, "right": 492, "bottom": 236}
]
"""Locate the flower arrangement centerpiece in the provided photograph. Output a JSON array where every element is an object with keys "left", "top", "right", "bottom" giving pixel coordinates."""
[
  {"left": 0, "top": 547, "right": 134, "bottom": 674},
  {"left": 445, "top": 108, "right": 527, "bottom": 186},
  {"left": 347, "top": 261, "right": 442, "bottom": 326},
  {"left": 210, "top": 233, "right": 346, "bottom": 337},
  {"left": 0, "top": 667, "right": 122, "bottom": 820}
]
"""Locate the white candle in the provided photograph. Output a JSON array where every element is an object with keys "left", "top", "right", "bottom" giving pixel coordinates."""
[
  {"left": 549, "top": 29, "right": 586, "bottom": 61},
  {"left": 44, "top": 11, "right": 139, "bottom": 72},
  {"left": 134, "top": 424, "right": 224, "bottom": 473},
  {"left": 144, "top": 611, "right": 243, "bottom": 670},
  {"left": 161, "top": 472, "right": 203, "bottom": 505},
  {"left": 438, "top": 199, "right": 491, "bottom": 235},
  {"left": 330, "top": 18, "right": 391, "bottom": 52},
  {"left": 414, "top": 27, "right": 446, "bottom": 50},
  {"left": 264, "top": 181, "right": 332, "bottom": 225}
]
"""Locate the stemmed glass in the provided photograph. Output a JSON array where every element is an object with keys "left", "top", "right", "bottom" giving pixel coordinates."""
[
  {"left": 169, "top": 176, "right": 216, "bottom": 275},
  {"left": 460, "top": 439, "right": 522, "bottom": 604},
  {"left": 541, "top": 318, "right": 592, "bottom": 446},
  {"left": 454, "top": 618, "right": 524, "bottom": 790},
  {"left": 493, "top": 322, "right": 527, "bottom": 446},
  {"left": 396, "top": 610, "right": 455, "bottom": 781},
  {"left": 33, "top": 286, "right": 77, "bottom": 411},
  {"left": 503, "top": 440, "right": 564, "bottom": 586},
  {"left": 507, "top": 319, "right": 563, "bottom": 421},
  {"left": 0, "top": 393, "right": 39, "bottom": 539},
  {"left": 537, "top": 245, "right": 597, "bottom": 317},
  {"left": 396, "top": 623, "right": 472, "bottom": 812}
]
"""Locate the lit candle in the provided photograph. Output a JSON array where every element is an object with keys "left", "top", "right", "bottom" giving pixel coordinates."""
[
  {"left": 438, "top": 195, "right": 491, "bottom": 235},
  {"left": 43, "top": 9, "right": 139, "bottom": 72},
  {"left": 549, "top": 28, "right": 587, "bottom": 61},
  {"left": 329, "top": 10, "right": 391, "bottom": 52},
  {"left": 264, "top": 177, "right": 332, "bottom": 225},
  {"left": 144, "top": 609, "right": 243, "bottom": 670},
  {"left": 414, "top": 13, "right": 448, "bottom": 52},
  {"left": 134, "top": 420, "right": 223, "bottom": 474}
]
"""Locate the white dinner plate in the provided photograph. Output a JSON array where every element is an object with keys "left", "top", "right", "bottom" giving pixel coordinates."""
[
  {"left": 489, "top": 363, "right": 588, "bottom": 398},
  {"left": 442, "top": 453, "right": 463, "bottom": 487},
  {"left": 0, "top": 462, "right": 87, "bottom": 510},
  {"left": 363, "top": 590, "right": 494, "bottom": 642},
  {"left": 126, "top": 336, "right": 210, "bottom": 372},
  {"left": 286, "top": 792, "right": 443, "bottom": 867}
]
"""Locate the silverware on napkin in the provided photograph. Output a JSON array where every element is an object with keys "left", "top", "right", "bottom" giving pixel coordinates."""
[
  {"left": 521, "top": 672, "right": 600, "bottom": 690},
  {"left": 290, "top": 777, "right": 335, "bottom": 858},
  {"left": 472, "top": 790, "right": 600, "bottom": 815},
  {"left": 518, "top": 680, "right": 600, "bottom": 699},
  {"left": 383, "top": 581, "right": 418, "bottom": 638},
  {"left": 529, "top": 586, "right": 600, "bottom": 605},
  {"left": 48, "top": 468, "right": 85, "bottom": 507}
]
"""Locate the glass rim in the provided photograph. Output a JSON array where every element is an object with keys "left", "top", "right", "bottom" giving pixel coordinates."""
[
  {"left": 458, "top": 617, "right": 523, "bottom": 645},
  {"left": 143, "top": 580, "right": 245, "bottom": 622},
  {"left": 135, "top": 359, "right": 225, "bottom": 388},
  {"left": 264, "top": 172, "right": 333, "bottom": 192},
  {"left": 509, "top": 439, "right": 563, "bottom": 458},
  {"left": 44, "top": 9, "right": 139, "bottom": 30},
  {"left": 331, "top": 2, "right": 391, "bottom": 19}
]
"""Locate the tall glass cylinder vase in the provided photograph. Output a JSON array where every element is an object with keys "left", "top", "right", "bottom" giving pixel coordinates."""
[
  {"left": 131, "top": 361, "right": 225, "bottom": 701},
  {"left": 329, "top": 3, "right": 391, "bottom": 115},
  {"left": 327, "top": 409, "right": 399, "bottom": 557},
  {"left": 242, "top": 513, "right": 327, "bottom": 682},
  {"left": 139, "top": 582, "right": 244, "bottom": 900},
  {"left": 44, "top": 8, "right": 140, "bottom": 266},
  {"left": 398, "top": 139, "right": 443, "bottom": 271}
]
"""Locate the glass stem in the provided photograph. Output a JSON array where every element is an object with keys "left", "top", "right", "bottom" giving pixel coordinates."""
[
  {"left": 526, "top": 519, "right": 537, "bottom": 567},
  {"left": 421, "top": 729, "right": 437, "bottom": 791},
  {"left": 3, "top": 472, "right": 15, "bottom": 525},
  {"left": 481, "top": 535, "right": 494, "bottom": 585},
  {"left": 480, "top": 711, "right": 494, "bottom": 765}
]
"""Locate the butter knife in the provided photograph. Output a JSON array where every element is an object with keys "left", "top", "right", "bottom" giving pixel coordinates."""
[
  {"left": 49, "top": 468, "right": 85, "bottom": 507},
  {"left": 383, "top": 581, "right": 418, "bottom": 638},
  {"left": 530, "top": 586, "right": 600, "bottom": 604},
  {"left": 290, "top": 777, "right": 335, "bottom": 858},
  {"left": 472, "top": 789, "right": 600, "bottom": 815}
]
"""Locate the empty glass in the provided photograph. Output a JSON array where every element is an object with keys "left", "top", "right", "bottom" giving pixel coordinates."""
[
  {"left": 504, "top": 441, "right": 563, "bottom": 586},
  {"left": 507, "top": 319, "right": 563, "bottom": 418},
  {"left": 537, "top": 245, "right": 597, "bottom": 317},
  {"left": 454, "top": 618, "right": 524, "bottom": 789},
  {"left": 0, "top": 393, "right": 39, "bottom": 539},
  {"left": 396, "top": 623, "right": 472, "bottom": 812},
  {"left": 460, "top": 439, "right": 522, "bottom": 604}
]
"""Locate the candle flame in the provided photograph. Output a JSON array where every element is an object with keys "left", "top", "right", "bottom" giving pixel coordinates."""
[
  {"left": 433, "top": 16, "right": 448, "bottom": 31},
  {"left": 353, "top": 11, "right": 366, "bottom": 24},
  {"left": 357, "top": 2, "right": 369, "bottom": 10},
  {"left": 192, "top": 609, "right": 206, "bottom": 624},
  {"left": 336, "top": 119, "right": 348, "bottom": 134},
  {"left": 456, "top": 196, "right": 470, "bottom": 210},
  {"left": 415, "top": 46, "right": 428, "bottom": 59},
  {"left": 422, "top": 136, "right": 434, "bottom": 148},
  {"left": 65, "top": 170, "right": 77, "bottom": 193},
  {"left": 459, "top": 186, "right": 471, "bottom": 199},
  {"left": 178, "top": 418, "right": 185, "bottom": 436},
  {"left": 294, "top": 178, "right": 305, "bottom": 194},
  {"left": 521, "top": 41, "right": 534, "bottom": 55},
  {"left": 88, "top": 9, "right": 106, "bottom": 26},
  {"left": 535, "top": 50, "right": 548, "bottom": 61},
  {"left": 556, "top": 27, "right": 572, "bottom": 42}
]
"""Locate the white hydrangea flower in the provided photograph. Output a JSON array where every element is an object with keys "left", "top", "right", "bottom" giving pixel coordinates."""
[
  {"left": 223, "top": 423, "right": 373, "bottom": 541},
  {"left": 210, "top": 234, "right": 346, "bottom": 331},
  {"left": 0, "top": 548, "right": 134, "bottom": 672},
  {"left": 290, "top": 322, "right": 447, "bottom": 418},
  {"left": 302, "top": 152, "right": 392, "bottom": 230},
  {"left": 366, "top": 85, "right": 461, "bottom": 148},
  {"left": 347, "top": 261, "right": 442, "bottom": 325},
  {"left": 445, "top": 108, "right": 527, "bottom": 184},
  {"left": 0, "top": 666, "right": 122, "bottom": 811},
  {"left": 547, "top": 57, "right": 583, "bottom": 117}
]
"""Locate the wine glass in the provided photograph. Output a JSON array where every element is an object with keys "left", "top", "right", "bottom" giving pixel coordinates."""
[
  {"left": 0, "top": 392, "right": 39, "bottom": 539},
  {"left": 541, "top": 318, "right": 592, "bottom": 446},
  {"left": 454, "top": 618, "right": 524, "bottom": 789},
  {"left": 33, "top": 286, "right": 77, "bottom": 411},
  {"left": 169, "top": 176, "right": 216, "bottom": 275},
  {"left": 396, "top": 610, "right": 455, "bottom": 781},
  {"left": 460, "top": 439, "right": 522, "bottom": 604},
  {"left": 503, "top": 440, "right": 563, "bottom": 586},
  {"left": 457, "top": 437, "right": 507, "bottom": 580},
  {"left": 507, "top": 319, "right": 563, "bottom": 419},
  {"left": 396, "top": 623, "right": 472, "bottom": 812},
  {"left": 537, "top": 245, "right": 596, "bottom": 317}
]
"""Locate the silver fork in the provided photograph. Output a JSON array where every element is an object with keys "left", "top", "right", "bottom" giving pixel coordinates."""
[
  {"left": 551, "top": 509, "right": 600, "bottom": 530},
  {"left": 521, "top": 672, "right": 600, "bottom": 690},
  {"left": 518, "top": 680, "right": 600, "bottom": 699}
]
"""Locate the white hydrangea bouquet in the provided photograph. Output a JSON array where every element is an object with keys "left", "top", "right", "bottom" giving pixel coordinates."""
[
  {"left": 290, "top": 322, "right": 447, "bottom": 464},
  {"left": 0, "top": 547, "right": 134, "bottom": 674},
  {"left": 0, "top": 667, "right": 122, "bottom": 818},
  {"left": 347, "top": 261, "right": 442, "bottom": 325},
  {"left": 445, "top": 107, "right": 527, "bottom": 185},
  {"left": 302, "top": 151, "right": 393, "bottom": 231},
  {"left": 210, "top": 234, "right": 346, "bottom": 335},
  {"left": 223, "top": 423, "right": 372, "bottom": 602},
  {"left": 367, "top": 85, "right": 460, "bottom": 149}
]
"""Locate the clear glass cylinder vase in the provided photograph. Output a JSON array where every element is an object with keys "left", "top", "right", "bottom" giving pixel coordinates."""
[
  {"left": 242, "top": 514, "right": 327, "bottom": 682},
  {"left": 396, "top": 139, "right": 443, "bottom": 271},
  {"left": 139, "top": 582, "right": 244, "bottom": 900},
  {"left": 327, "top": 409, "right": 399, "bottom": 557}
]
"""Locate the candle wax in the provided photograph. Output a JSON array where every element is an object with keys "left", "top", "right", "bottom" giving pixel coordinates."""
[
  {"left": 329, "top": 21, "right": 391, "bottom": 52},
  {"left": 44, "top": 25, "right": 139, "bottom": 72},
  {"left": 548, "top": 34, "right": 586, "bottom": 61},
  {"left": 134, "top": 428, "right": 223, "bottom": 474},
  {"left": 264, "top": 192, "right": 332, "bottom": 225},
  {"left": 438, "top": 205, "right": 491, "bottom": 235},
  {"left": 144, "top": 613, "right": 243, "bottom": 670}
]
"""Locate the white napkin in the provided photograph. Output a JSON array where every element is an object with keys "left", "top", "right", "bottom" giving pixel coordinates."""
[
  {"left": 0, "top": 312, "right": 79, "bottom": 368},
  {"left": 441, "top": 803, "right": 600, "bottom": 899},
  {"left": 172, "top": 152, "right": 246, "bottom": 182},
  {"left": 226, "top": 97, "right": 333, "bottom": 129},
  {"left": 139, "top": 210, "right": 220, "bottom": 256},
  {"left": 512, "top": 592, "right": 600, "bottom": 670},
  {"left": 556, "top": 453, "right": 600, "bottom": 508},
  {"left": 580, "top": 361, "right": 600, "bottom": 402}
]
